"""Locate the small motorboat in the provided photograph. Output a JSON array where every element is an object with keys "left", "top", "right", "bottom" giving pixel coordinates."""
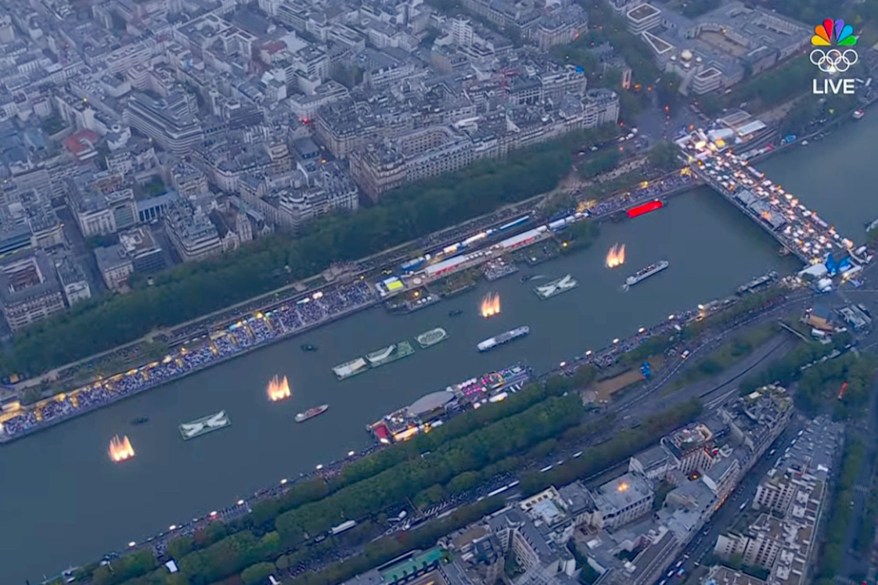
[
  {"left": 131, "top": 417, "right": 149, "bottom": 425},
  {"left": 301, "top": 343, "right": 318, "bottom": 352}
]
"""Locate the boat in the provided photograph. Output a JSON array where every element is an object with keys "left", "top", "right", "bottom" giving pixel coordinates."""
[
  {"left": 866, "top": 218, "right": 878, "bottom": 233},
  {"left": 179, "top": 411, "right": 231, "bottom": 441},
  {"left": 295, "top": 404, "right": 329, "bottom": 422},
  {"left": 853, "top": 109, "right": 865, "bottom": 120},
  {"left": 737, "top": 271, "right": 778, "bottom": 295},
  {"left": 534, "top": 274, "right": 578, "bottom": 299},
  {"left": 369, "top": 363, "right": 533, "bottom": 443},
  {"left": 416, "top": 327, "right": 449, "bottom": 349},
  {"left": 301, "top": 343, "right": 318, "bottom": 352},
  {"left": 448, "top": 309, "right": 464, "bottom": 317},
  {"left": 364, "top": 340, "right": 416, "bottom": 368},
  {"left": 477, "top": 326, "right": 530, "bottom": 352},
  {"left": 131, "top": 417, "right": 149, "bottom": 425},
  {"left": 332, "top": 358, "right": 369, "bottom": 380},
  {"left": 624, "top": 260, "right": 669, "bottom": 287}
]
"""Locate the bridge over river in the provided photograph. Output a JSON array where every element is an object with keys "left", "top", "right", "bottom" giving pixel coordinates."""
[{"left": 677, "top": 130, "right": 862, "bottom": 267}]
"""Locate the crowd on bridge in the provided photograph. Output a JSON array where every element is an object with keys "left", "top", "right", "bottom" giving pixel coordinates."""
[{"left": 0, "top": 281, "right": 376, "bottom": 439}]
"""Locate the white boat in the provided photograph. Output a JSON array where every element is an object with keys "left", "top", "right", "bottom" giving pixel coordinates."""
[
  {"left": 179, "top": 411, "right": 231, "bottom": 440},
  {"left": 477, "top": 326, "right": 530, "bottom": 352},
  {"left": 295, "top": 404, "right": 329, "bottom": 422},
  {"left": 534, "top": 274, "right": 578, "bottom": 299},
  {"left": 365, "top": 344, "right": 396, "bottom": 365},
  {"left": 625, "top": 260, "right": 670, "bottom": 287},
  {"left": 332, "top": 358, "right": 368, "bottom": 380}
]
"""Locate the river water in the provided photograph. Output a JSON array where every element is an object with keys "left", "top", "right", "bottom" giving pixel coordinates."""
[{"left": 3, "top": 112, "right": 875, "bottom": 582}]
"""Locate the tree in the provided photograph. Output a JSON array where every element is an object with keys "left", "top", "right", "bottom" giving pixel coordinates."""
[
  {"left": 167, "top": 535, "right": 195, "bottom": 560},
  {"left": 91, "top": 550, "right": 157, "bottom": 585},
  {"left": 578, "top": 150, "right": 621, "bottom": 179},
  {"left": 241, "top": 562, "right": 276, "bottom": 585},
  {"left": 572, "top": 365, "right": 597, "bottom": 389},
  {"left": 647, "top": 141, "right": 680, "bottom": 172}
]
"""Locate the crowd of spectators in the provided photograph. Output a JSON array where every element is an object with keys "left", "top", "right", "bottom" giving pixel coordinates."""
[
  {"left": 0, "top": 282, "right": 376, "bottom": 439},
  {"left": 585, "top": 171, "right": 696, "bottom": 219}
]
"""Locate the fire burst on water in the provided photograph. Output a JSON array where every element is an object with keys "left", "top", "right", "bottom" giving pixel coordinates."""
[
  {"left": 605, "top": 244, "right": 626, "bottom": 269},
  {"left": 267, "top": 375, "right": 291, "bottom": 402},
  {"left": 480, "top": 292, "right": 501, "bottom": 318},
  {"left": 108, "top": 435, "right": 135, "bottom": 463}
]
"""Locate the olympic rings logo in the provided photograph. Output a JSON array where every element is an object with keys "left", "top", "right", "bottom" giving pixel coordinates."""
[{"left": 810, "top": 48, "right": 858, "bottom": 73}]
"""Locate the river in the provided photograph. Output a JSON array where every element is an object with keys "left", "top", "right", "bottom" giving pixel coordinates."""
[
  {"left": 4, "top": 112, "right": 876, "bottom": 582},
  {"left": 760, "top": 110, "right": 878, "bottom": 240}
]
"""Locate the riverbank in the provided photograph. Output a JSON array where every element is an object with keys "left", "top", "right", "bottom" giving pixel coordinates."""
[
  {"left": 0, "top": 172, "right": 705, "bottom": 443},
  {"left": 0, "top": 299, "right": 379, "bottom": 444}
]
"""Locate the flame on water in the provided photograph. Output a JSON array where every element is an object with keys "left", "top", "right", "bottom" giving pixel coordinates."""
[
  {"left": 480, "top": 292, "right": 501, "bottom": 318},
  {"left": 605, "top": 244, "right": 626, "bottom": 269},
  {"left": 267, "top": 375, "right": 291, "bottom": 402},
  {"left": 108, "top": 435, "right": 135, "bottom": 462}
]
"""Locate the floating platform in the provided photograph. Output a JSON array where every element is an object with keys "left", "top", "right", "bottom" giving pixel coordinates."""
[
  {"left": 179, "top": 411, "right": 231, "bottom": 441},
  {"left": 416, "top": 327, "right": 449, "bottom": 349},
  {"left": 333, "top": 357, "right": 369, "bottom": 380},
  {"left": 365, "top": 340, "right": 415, "bottom": 368},
  {"left": 534, "top": 274, "right": 578, "bottom": 299},
  {"left": 484, "top": 260, "right": 519, "bottom": 281}
]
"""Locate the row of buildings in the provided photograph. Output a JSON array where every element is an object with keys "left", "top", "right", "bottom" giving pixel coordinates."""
[
  {"left": 0, "top": 0, "right": 618, "bottom": 332},
  {"left": 341, "top": 385, "right": 796, "bottom": 585},
  {"left": 712, "top": 416, "right": 844, "bottom": 585}
]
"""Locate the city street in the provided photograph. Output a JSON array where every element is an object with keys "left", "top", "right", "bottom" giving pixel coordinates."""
[{"left": 671, "top": 419, "right": 807, "bottom": 585}]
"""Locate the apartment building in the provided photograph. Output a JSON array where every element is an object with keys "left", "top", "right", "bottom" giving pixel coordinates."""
[
  {"left": 0, "top": 249, "right": 66, "bottom": 330},
  {"left": 164, "top": 198, "right": 222, "bottom": 262},
  {"left": 124, "top": 89, "right": 204, "bottom": 154}
]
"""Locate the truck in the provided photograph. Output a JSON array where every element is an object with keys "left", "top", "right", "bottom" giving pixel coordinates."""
[{"left": 330, "top": 520, "right": 358, "bottom": 535}]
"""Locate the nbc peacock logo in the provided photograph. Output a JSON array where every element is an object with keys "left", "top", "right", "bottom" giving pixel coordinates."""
[{"left": 810, "top": 18, "right": 858, "bottom": 74}]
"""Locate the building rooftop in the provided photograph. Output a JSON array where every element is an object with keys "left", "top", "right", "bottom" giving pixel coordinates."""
[
  {"left": 0, "top": 249, "right": 61, "bottom": 305},
  {"left": 593, "top": 472, "right": 652, "bottom": 513},
  {"left": 94, "top": 244, "right": 131, "bottom": 272}
]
